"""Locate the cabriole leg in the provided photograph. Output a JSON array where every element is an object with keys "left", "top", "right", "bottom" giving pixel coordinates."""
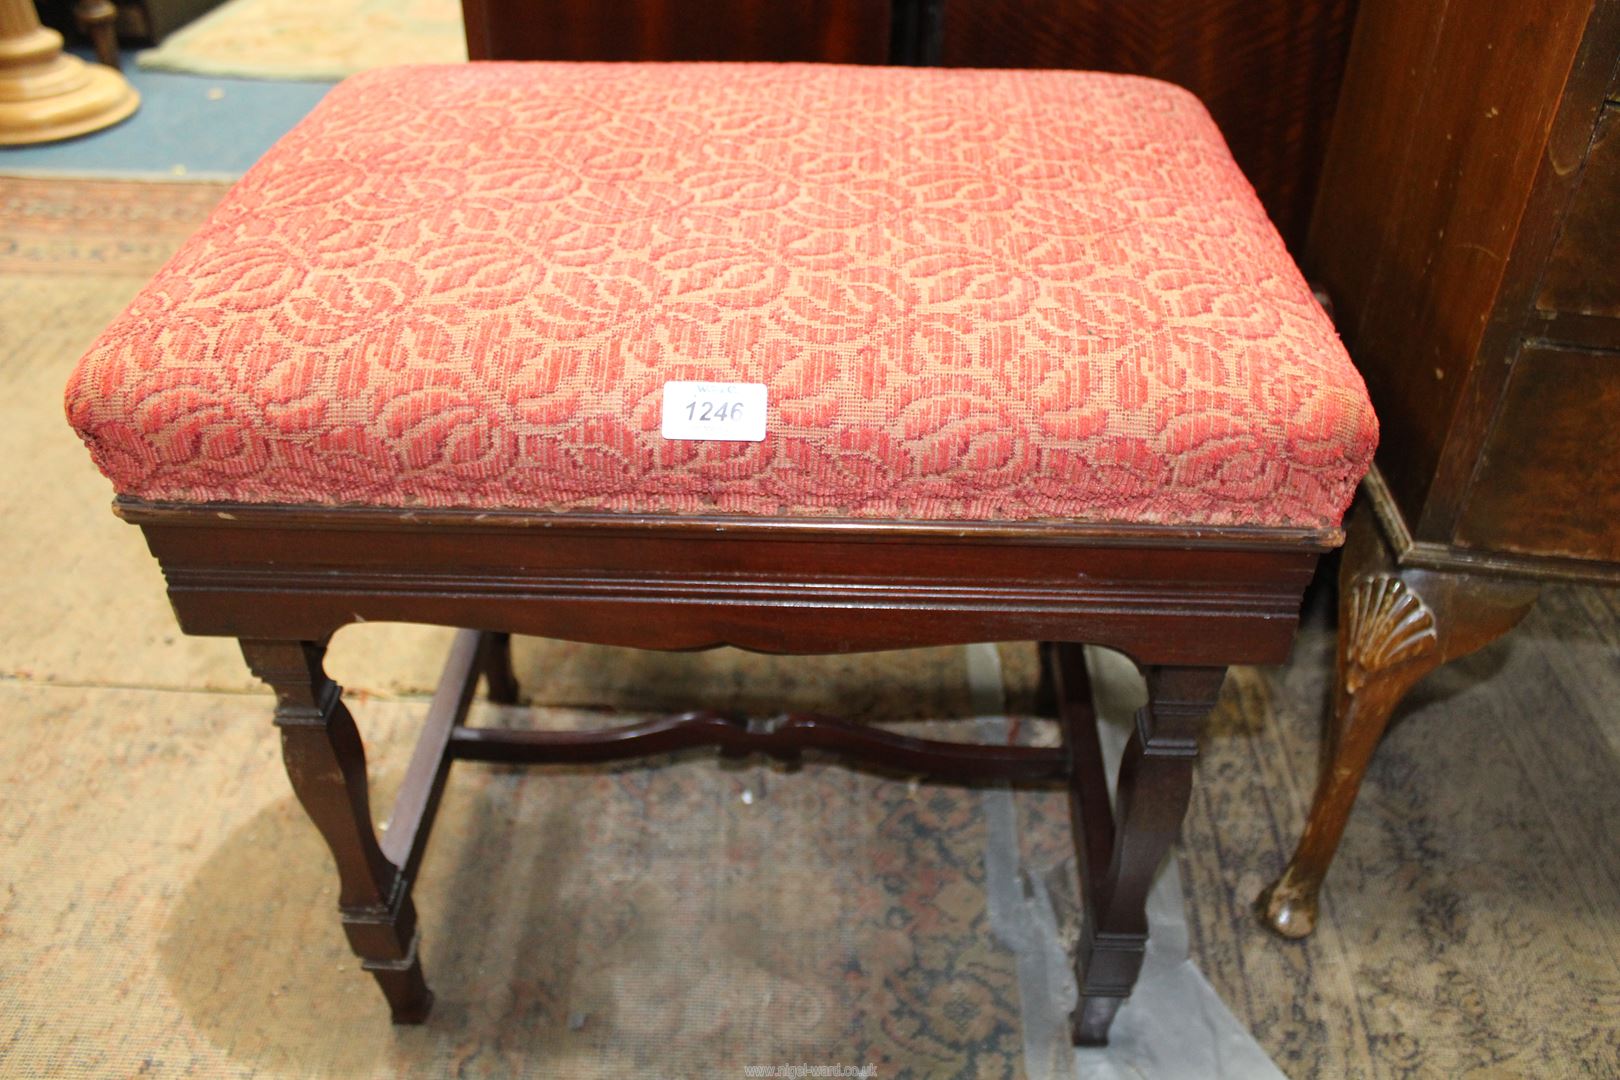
[
  {"left": 240, "top": 639, "right": 433, "bottom": 1023},
  {"left": 1258, "top": 508, "right": 1538, "bottom": 938}
]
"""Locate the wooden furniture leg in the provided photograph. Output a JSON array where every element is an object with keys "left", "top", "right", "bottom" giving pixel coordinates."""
[
  {"left": 477, "top": 630, "right": 522, "bottom": 705},
  {"left": 1033, "top": 640, "right": 1059, "bottom": 718},
  {"left": 1258, "top": 508, "right": 1539, "bottom": 937},
  {"left": 0, "top": 0, "right": 137, "bottom": 145},
  {"left": 1058, "top": 644, "right": 1227, "bottom": 1044},
  {"left": 237, "top": 629, "right": 1229, "bottom": 1038},
  {"left": 72, "top": 0, "right": 119, "bottom": 69},
  {"left": 240, "top": 639, "right": 433, "bottom": 1023},
  {"left": 119, "top": 502, "right": 1333, "bottom": 1035}
]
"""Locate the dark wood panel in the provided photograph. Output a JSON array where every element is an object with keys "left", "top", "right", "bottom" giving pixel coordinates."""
[
  {"left": 461, "top": 0, "right": 891, "bottom": 64},
  {"left": 937, "top": 0, "right": 1356, "bottom": 252},
  {"left": 124, "top": 501, "right": 1325, "bottom": 665},
  {"left": 1537, "top": 105, "right": 1620, "bottom": 320},
  {"left": 1306, "top": 0, "right": 1595, "bottom": 536},
  {"left": 1521, "top": 312, "right": 1620, "bottom": 353},
  {"left": 1419, "top": 0, "right": 1620, "bottom": 540},
  {"left": 1456, "top": 345, "right": 1620, "bottom": 563}
]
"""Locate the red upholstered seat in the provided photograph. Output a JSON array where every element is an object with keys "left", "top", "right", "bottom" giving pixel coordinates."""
[{"left": 66, "top": 63, "right": 1376, "bottom": 528}]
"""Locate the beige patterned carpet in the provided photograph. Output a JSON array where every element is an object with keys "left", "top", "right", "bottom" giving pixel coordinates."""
[
  {"left": 1184, "top": 584, "right": 1620, "bottom": 1078},
  {"left": 3, "top": 177, "right": 1619, "bottom": 1077},
  {"left": 137, "top": 0, "right": 465, "bottom": 80}
]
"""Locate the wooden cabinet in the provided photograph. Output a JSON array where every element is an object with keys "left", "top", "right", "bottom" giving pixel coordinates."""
[
  {"left": 1308, "top": 0, "right": 1620, "bottom": 566},
  {"left": 1458, "top": 345, "right": 1620, "bottom": 563},
  {"left": 1536, "top": 104, "right": 1620, "bottom": 323},
  {"left": 460, "top": 0, "right": 892, "bottom": 66},
  {"left": 1260, "top": 0, "right": 1620, "bottom": 938}
]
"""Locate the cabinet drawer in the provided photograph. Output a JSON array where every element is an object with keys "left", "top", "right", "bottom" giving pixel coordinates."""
[
  {"left": 1537, "top": 105, "right": 1620, "bottom": 321},
  {"left": 1456, "top": 344, "right": 1620, "bottom": 562}
]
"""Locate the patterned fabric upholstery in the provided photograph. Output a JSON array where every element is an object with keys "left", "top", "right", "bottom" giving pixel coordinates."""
[{"left": 66, "top": 63, "right": 1376, "bottom": 528}]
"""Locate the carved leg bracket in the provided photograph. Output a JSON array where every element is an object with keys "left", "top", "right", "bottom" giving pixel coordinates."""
[{"left": 1258, "top": 507, "right": 1538, "bottom": 938}]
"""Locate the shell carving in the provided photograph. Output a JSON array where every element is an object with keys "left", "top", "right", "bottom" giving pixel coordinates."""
[{"left": 1342, "top": 576, "right": 1437, "bottom": 689}]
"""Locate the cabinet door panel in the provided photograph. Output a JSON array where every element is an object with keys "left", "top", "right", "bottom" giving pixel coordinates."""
[
  {"left": 1537, "top": 106, "right": 1620, "bottom": 322},
  {"left": 1456, "top": 345, "right": 1620, "bottom": 563}
]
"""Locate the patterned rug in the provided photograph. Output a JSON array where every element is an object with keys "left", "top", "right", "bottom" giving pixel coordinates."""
[
  {"left": 4, "top": 178, "right": 1619, "bottom": 1078},
  {"left": 1181, "top": 584, "right": 1620, "bottom": 1079},
  {"left": 136, "top": 0, "right": 465, "bottom": 80}
]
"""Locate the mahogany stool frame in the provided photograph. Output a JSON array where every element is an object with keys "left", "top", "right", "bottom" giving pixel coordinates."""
[{"left": 120, "top": 497, "right": 1335, "bottom": 1045}]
